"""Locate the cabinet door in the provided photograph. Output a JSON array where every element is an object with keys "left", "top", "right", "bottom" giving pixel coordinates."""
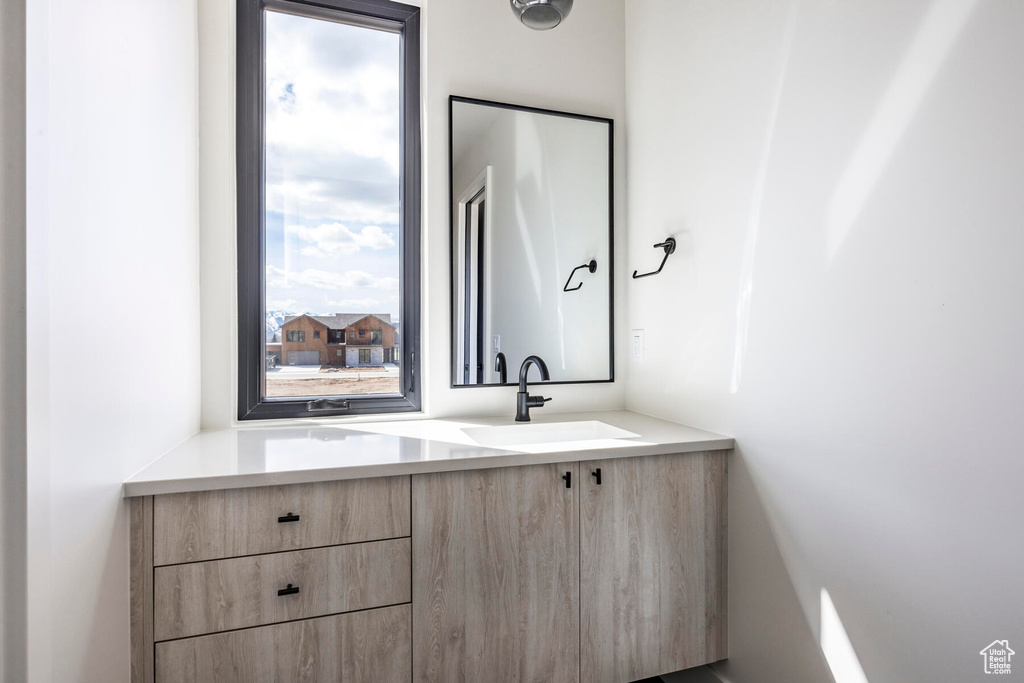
[
  {"left": 413, "top": 463, "right": 579, "bottom": 683},
  {"left": 580, "top": 452, "right": 727, "bottom": 682}
]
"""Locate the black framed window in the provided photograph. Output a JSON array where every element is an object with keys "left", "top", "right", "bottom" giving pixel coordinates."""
[
  {"left": 285, "top": 330, "right": 305, "bottom": 343},
  {"left": 237, "top": 0, "right": 421, "bottom": 419}
]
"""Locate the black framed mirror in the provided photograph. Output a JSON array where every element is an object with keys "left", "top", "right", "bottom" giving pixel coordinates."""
[{"left": 449, "top": 96, "right": 614, "bottom": 388}]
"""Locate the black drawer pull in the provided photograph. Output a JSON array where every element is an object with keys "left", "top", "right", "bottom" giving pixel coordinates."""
[
  {"left": 562, "top": 471, "right": 571, "bottom": 488},
  {"left": 277, "top": 512, "right": 300, "bottom": 523},
  {"left": 591, "top": 468, "right": 602, "bottom": 485},
  {"left": 278, "top": 583, "right": 300, "bottom": 597}
]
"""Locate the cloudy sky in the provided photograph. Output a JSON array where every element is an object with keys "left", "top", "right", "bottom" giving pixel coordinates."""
[{"left": 264, "top": 10, "right": 401, "bottom": 318}]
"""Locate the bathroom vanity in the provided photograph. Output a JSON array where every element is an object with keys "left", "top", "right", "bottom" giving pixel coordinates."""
[{"left": 125, "top": 412, "right": 731, "bottom": 683}]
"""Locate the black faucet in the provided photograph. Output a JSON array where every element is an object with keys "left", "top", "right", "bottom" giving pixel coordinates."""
[
  {"left": 516, "top": 355, "right": 551, "bottom": 422},
  {"left": 494, "top": 352, "right": 508, "bottom": 384}
]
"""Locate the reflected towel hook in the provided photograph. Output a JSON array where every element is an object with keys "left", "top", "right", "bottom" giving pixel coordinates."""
[
  {"left": 563, "top": 259, "right": 597, "bottom": 292},
  {"left": 632, "top": 238, "right": 676, "bottom": 279}
]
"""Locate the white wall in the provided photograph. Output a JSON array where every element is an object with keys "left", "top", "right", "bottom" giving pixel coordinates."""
[
  {"left": 452, "top": 107, "right": 612, "bottom": 383},
  {"left": 199, "top": 0, "right": 627, "bottom": 427},
  {"left": 624, "top": 1, "right": 1024, "bottom": 682},
  {"left": 197, "top": 0, "right": 236, "bottom": 434},
  {"left": 1, "top": 0, "right": 28, "bottom": 680},
  {"left": 24, "top": 0, "right": 202, "bottom": 680}
]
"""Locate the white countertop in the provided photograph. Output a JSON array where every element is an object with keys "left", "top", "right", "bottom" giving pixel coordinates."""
[{"left": 122, "top": 410, "right": 733, "bottom": 497}]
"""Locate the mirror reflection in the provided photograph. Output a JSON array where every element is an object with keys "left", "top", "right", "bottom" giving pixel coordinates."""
[{"left": 450, "top": 97, "right": 614, "bottom": 387}]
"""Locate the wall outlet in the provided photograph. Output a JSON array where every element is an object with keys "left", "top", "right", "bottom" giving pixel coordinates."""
[{"left": 631, "top": 329, "right": 644, "bottom": 362}]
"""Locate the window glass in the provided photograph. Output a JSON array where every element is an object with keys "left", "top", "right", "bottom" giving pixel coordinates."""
[{"left": 264, "top": 10, "right": 400, "bottom": 398}]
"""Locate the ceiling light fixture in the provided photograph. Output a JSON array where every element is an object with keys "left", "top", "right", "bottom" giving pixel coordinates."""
[{"left": 510, "top": 0, "right": 573, "bottom": 31}]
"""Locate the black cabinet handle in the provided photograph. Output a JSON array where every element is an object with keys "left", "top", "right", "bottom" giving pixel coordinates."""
[
  {"left": 278, "top": 583, "right": 300, "bottom": 596},
  {"left": 277, "top": 512, "right": 300, "bottom": 523},
  {"left": 591, "top": 468, "right": 602, "bottom": 485},
  {"left": 562, "top": 471, "right": 572, "bottom": 488}
]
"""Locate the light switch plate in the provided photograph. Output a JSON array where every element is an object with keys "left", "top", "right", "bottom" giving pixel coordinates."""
[
  {"left": 493, "top": 335, "right": 501, "bottom": 352},
  {"left": 631, "top": 329, "right": 644, "bottom": 362}
]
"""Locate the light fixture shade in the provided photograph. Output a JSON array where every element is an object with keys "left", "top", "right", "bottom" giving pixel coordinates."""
[{"left": 510, "top": 0, "right": 573, "bottom": 30}]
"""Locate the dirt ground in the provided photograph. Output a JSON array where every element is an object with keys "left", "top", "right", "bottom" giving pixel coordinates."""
[
  {"left": 265, "top": 376, "right": 401, "bottom": 397},
  {"left": 318, "top": 366, "right": 389, "bottom": 374}
]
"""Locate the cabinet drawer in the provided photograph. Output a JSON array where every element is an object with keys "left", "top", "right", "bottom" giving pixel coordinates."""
[
  {"left": 155, "top": 603, "right": 411, "bottom": 683},
  {"left": 154, "top": 538, "right": 411, "bottom": 641},
  {"left": 153, "top": 477, "right": 410, "bottom": 565}
]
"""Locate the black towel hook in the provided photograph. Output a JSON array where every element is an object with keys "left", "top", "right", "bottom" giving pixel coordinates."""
[
  {"left": 563, "top": 259, "right": 598, "bottom": 292},
  {"left": 632, "top": 238, "right": 676, "bottom": 279}
]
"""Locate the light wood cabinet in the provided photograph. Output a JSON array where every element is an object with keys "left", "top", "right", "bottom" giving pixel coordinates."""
[
  {"left": 132, "top": 476, "right": 413, "bottom": 683},
  {"left": 410, "top": 452, "right": 726, "bottom": 683},
  {"left": 131, "top": 453, "right": 726, "bottom": 683},
  {"left": 412, "top": 463, "right": 580, "bottom": 683},
  {"left": 155, "top": 604, "right": 411, "bottom": 683},
  {"left": 580, "top": 452, "right": 727, "bottom": 682}
]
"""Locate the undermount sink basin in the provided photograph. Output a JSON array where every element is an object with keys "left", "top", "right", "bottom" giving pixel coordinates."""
[{"left": 463, "top": 420, "right": 640, "bottom": 448}]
